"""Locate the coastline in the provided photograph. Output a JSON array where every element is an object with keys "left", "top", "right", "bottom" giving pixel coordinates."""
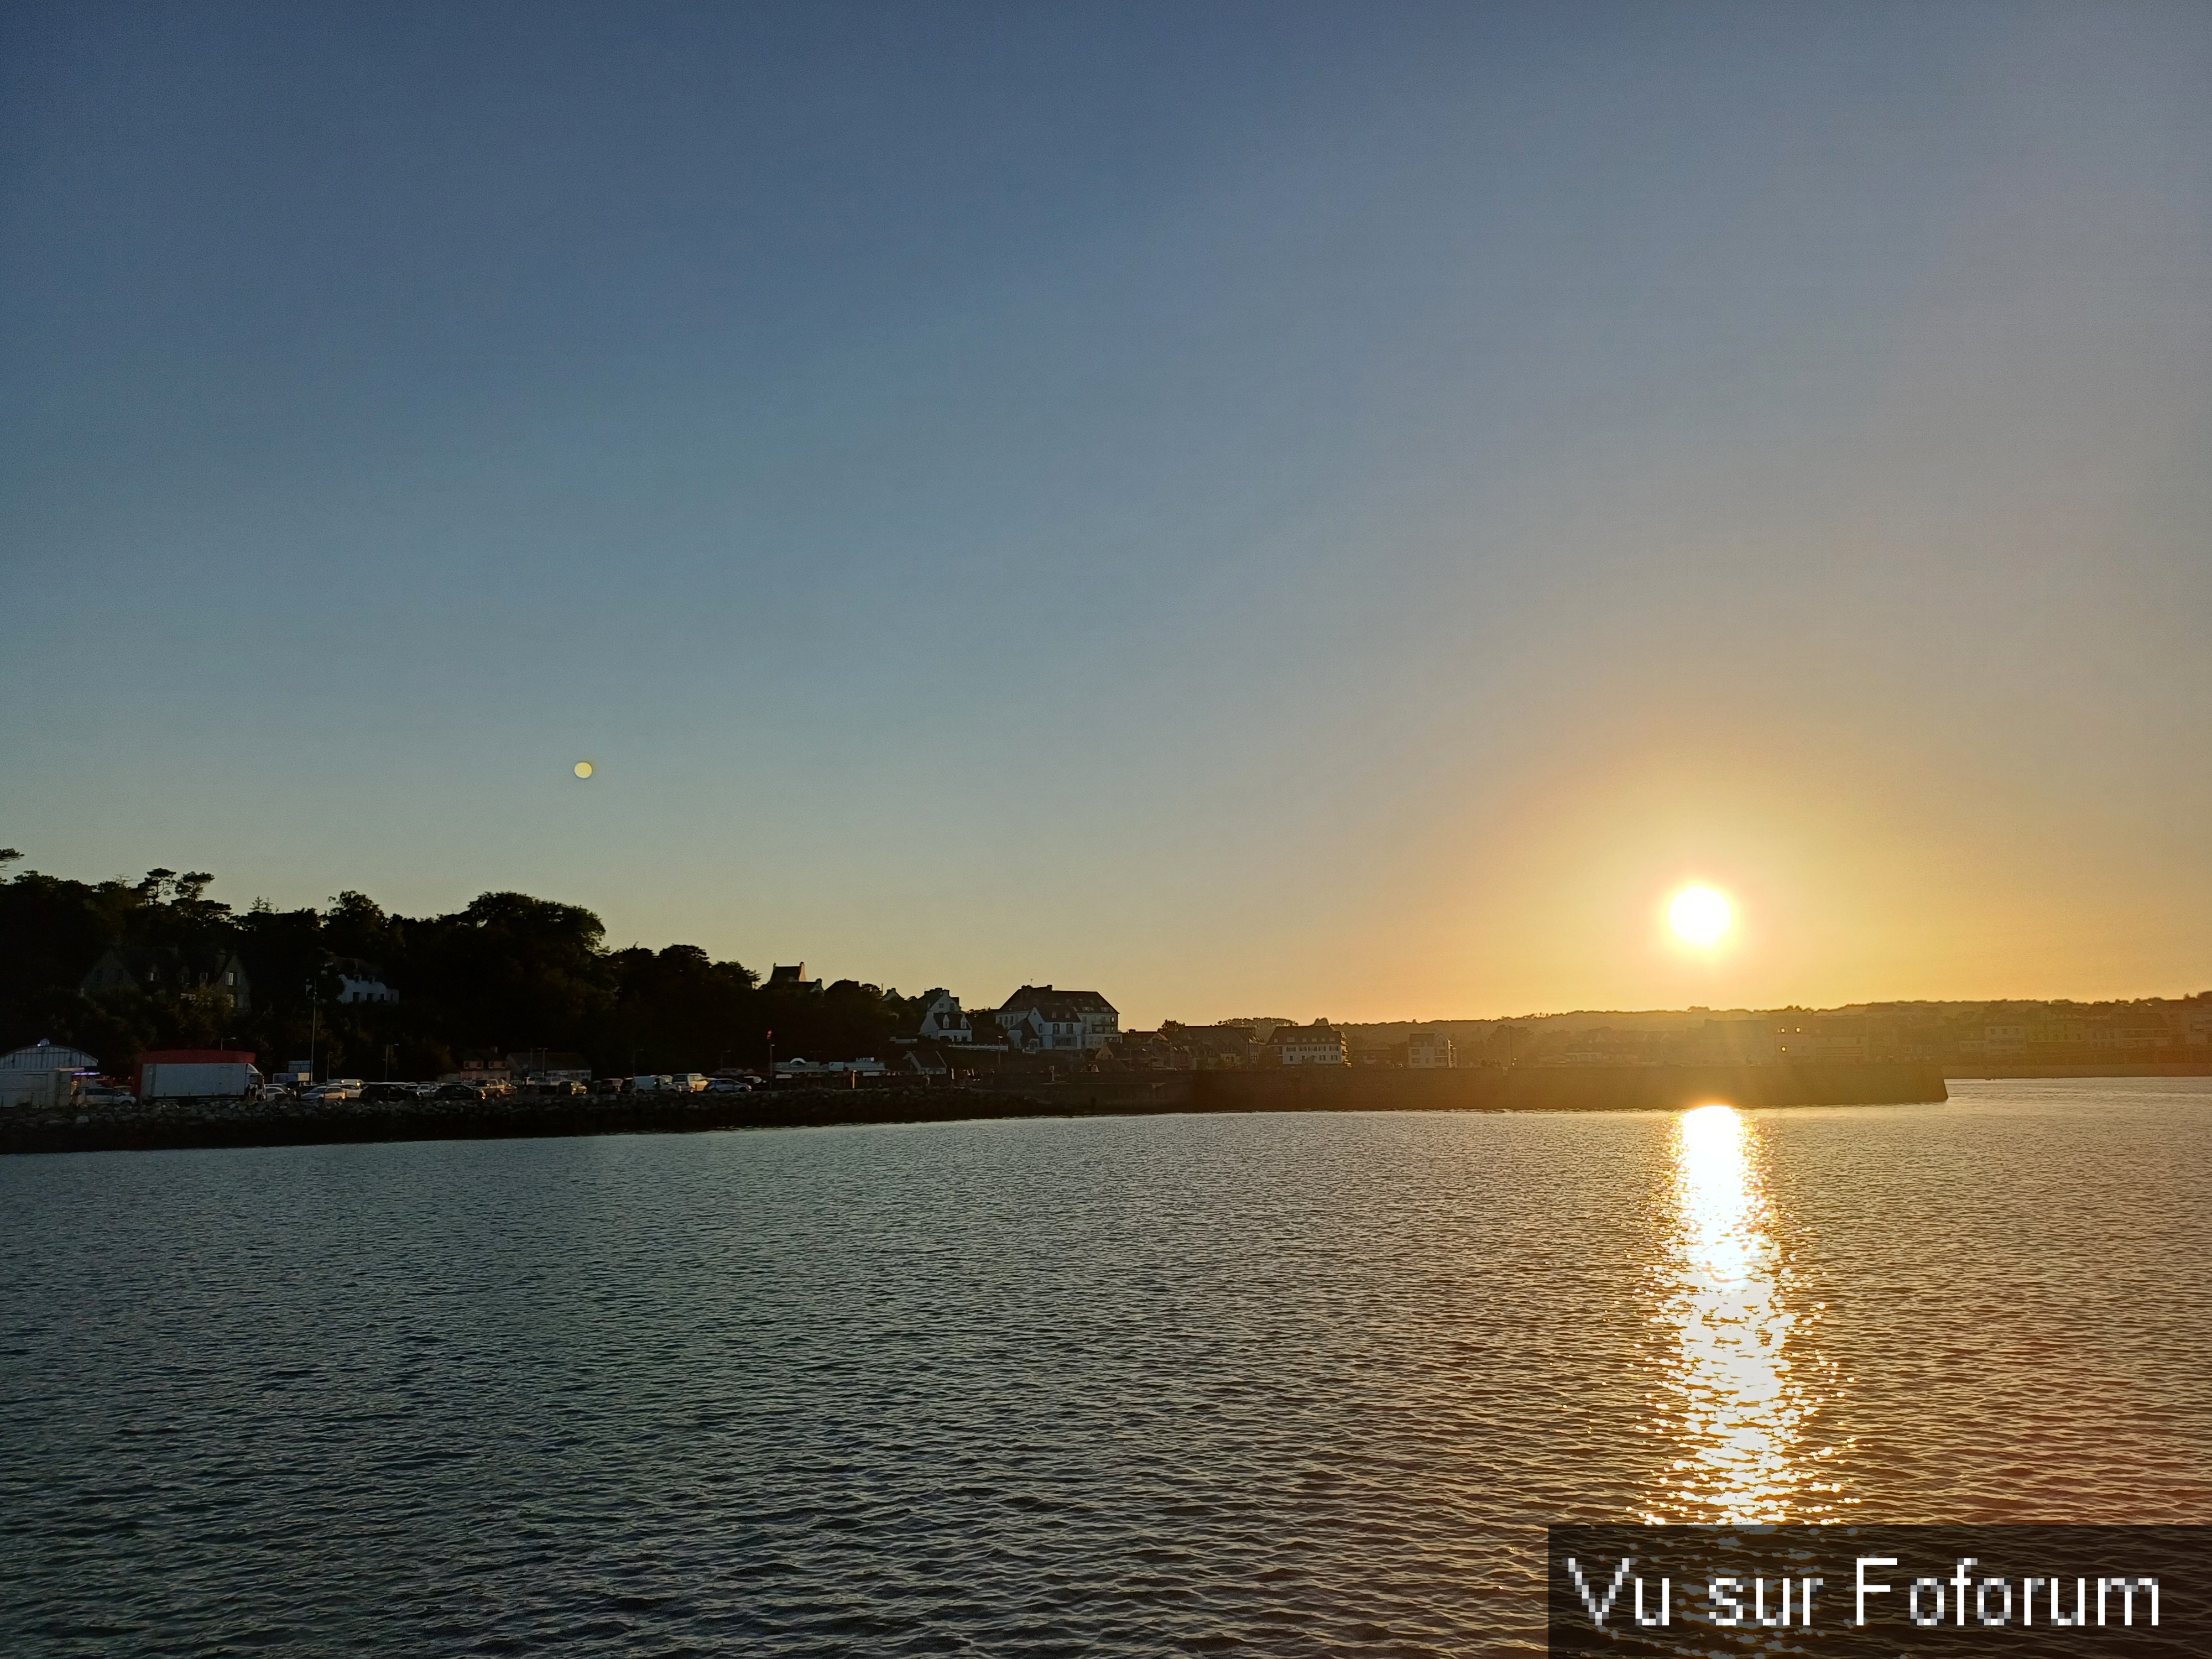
[{"left": 1, "top": 1061, "right": 1950, "bottom": 1156}]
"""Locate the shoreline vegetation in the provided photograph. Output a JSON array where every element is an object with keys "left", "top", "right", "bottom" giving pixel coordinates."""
[
  {"left": 3, "top": 1061, "right": 1953, "bottom": 1156},
  {"left": 4, "top": 859, "right": 2205, "bottom": 1112}
]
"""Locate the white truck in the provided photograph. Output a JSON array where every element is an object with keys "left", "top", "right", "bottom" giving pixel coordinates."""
[{"left": 139, "top": 1060, "right": 263, "bottom": 1100}]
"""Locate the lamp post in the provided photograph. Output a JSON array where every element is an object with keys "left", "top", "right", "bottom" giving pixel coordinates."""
[{"left": 765, "top": 1029, "right": 775, "bottom": 1087}]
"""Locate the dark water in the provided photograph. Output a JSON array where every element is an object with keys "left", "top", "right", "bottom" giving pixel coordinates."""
[{"left": 3, "top": 1079, "right": 2206, "bottom": 1656}]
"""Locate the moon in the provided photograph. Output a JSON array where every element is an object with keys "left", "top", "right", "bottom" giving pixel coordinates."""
[
  {"left": 1668, "top": 884, "right": 1733, "bottom": 946},
  {"left": 573, "top": 761, "right": 594, "bottom": 779}
]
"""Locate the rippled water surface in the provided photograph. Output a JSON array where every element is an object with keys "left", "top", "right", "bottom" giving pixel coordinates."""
[{"left": 4, "top": 1079, "right": 2207, "bottom": 1655}]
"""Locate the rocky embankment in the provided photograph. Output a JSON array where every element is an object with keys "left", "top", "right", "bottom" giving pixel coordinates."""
[
  {"left": 2, "top": 1057, "right": 1953, "bottom": 1156},
  {"left": 0, "top": 1087, "right": 1053, "bottom": 1156}
]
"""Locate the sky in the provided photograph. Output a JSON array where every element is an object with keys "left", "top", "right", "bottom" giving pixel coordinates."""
[{"left": 4, "top": 1, "right": 2208, "bottom": 1026}]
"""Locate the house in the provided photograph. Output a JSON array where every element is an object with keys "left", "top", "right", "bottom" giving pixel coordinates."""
[
  {"left": 81, "top": 946, "right": 252, "bottom": 1012},
  {"left": 1157, "top": 1022, "right": 1264, "bottom": 1069},
  {"left": 333, "top": 957, "right": 398, "bottom": 1004},
  {"left": 912, "top": 989, "right": 972, "bottom": 1044},
  {"left": 997, "top": 985, "right": 1119, "bottom": 1053},
  {"left": 1405, "top": 1029, "right": 1454, "bottom": 1069},
  {"left": 1269, "top": 1020, "right": 1349, "bottom": 1067},
  {"left": 768, "top": 963, "right": 823, "bottom": 993}
]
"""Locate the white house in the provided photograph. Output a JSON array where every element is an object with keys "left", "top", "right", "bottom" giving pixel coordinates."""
[
  {"left": 1269, "top": 1020, "right": 1349, "bottom": 1067},
  {"left": 334, "top": 958, "right": 399, "bottom": 1005},
  {"left": 1405, "top": 1029, "right": 1454, "bottom": 1069},
  {"left": 912, "top": 989, "right": 972, "bottom": 1044},
  {"left": 997, "top": 985, "right": 1119, "bottom": 1053}
]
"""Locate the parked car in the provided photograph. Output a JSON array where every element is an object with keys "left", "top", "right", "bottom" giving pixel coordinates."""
[
  {"left": 432, "top": 1082, "right": 488, "bottom": 1102},
  {"left": 361, "top": 1082, "right": 419, "bottom": 1103},
  {"left": 705, "top": 1077, "right": 753, "bottom": 1094}
]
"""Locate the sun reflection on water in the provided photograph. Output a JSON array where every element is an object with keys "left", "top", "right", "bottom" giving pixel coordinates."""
[{"left": 1640, "top": 1104, "right": 1851, "bottom": 1523}]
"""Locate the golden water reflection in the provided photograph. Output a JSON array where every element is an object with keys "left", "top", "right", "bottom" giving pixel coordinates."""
[{"left": 1640, "top": 1104, "right": 1851, "bottom": 1523}]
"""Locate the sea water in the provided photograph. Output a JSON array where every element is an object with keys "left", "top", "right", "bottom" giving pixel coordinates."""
[{"left": 3, "top": 1079, "right": 2205, "bottom": 1655}]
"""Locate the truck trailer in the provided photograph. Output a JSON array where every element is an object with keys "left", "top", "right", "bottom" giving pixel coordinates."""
[{"left": 137, "top": 1050, "right": 262, "bottom": 1100}]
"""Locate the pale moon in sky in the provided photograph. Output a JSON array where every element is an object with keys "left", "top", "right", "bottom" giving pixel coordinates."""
[
  {"left": 573, "top": 761, "right": 594, "bottom": 779},
  {"left": 1668, "top": 884, "right": 1733, "bottom": 946}
]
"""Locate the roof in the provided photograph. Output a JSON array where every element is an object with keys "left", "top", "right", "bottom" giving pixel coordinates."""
[
  {"left": 85, "top": 945, "right": 247, "bottom": 984},
  {"left": 999, "top": 984, "right": 1117, "bottom": 1020},
  {"left": 1165, "top": 1025, "right": 1261, "bottom": 1055},
  {"left": 1, "top": 1042, "right": 100, "bottom": 1072}
]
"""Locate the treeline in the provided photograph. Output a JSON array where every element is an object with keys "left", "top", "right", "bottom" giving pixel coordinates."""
[{"left": 0, "top": 855, "right": 916, "bottom": 1082}]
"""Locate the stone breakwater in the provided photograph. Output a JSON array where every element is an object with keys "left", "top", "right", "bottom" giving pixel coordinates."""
[
  {"left": 0, "top": 1060, "right": 1947, "bottom": 1156},
  {"left": 0, "top": 1088, "right": 1050, "bottom": 1156}
]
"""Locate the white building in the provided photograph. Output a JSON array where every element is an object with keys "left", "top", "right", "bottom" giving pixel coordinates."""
[
  {"left": 335, "top": 958, "right": 398, "bottom": 1005},
  {"left": 1, "top": 1041, "right": 98, "bottom": 1073},
  {"left": 1270, "top": 1020, "right": 1349, "bottom": 1066},
  {"left": 997, "top": 985, "right": 1119, "bottom": 1053},
  {"left": 912, "top": 989, "right": 972, "bottom": 1044},
  {"left": 0, "top": 1040, "right": 101, "bottom": 1109},
  {"left": 1406, "top": 1029, "right": 1454, "bottom": 1069}
]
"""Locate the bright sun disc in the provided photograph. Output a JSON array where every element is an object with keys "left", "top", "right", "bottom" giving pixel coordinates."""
[
  {"left": 1669, "top": 884, "right": 1733, "bottom": 946},
  {"left": 573, "top": 761, "right": 594, "bottom": 779}
]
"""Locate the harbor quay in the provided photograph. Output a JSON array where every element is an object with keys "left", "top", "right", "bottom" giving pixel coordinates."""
[{"left": 0, "top": 1061, "right": 1944, "bottom": 1156}]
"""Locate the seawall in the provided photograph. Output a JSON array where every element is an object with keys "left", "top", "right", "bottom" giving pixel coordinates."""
[
  {"left": 0, "top": 1062, "right": 1947, "bottom": 1157},
  {"left": 1004, "top": 1061, "right": 1948, "bottom": 1115},
  {"left": 1944, "top": 1060, "right": 2212, "bottom": 1079}
]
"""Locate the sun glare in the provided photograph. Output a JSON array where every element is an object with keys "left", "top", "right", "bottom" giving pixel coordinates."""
[{"left": 1668, "top": 884, "right": 1733, "bottom": 947}]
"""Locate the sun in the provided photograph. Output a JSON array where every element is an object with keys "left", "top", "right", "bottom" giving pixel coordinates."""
[
  {"left": 573, "top": 761, "right": 594, "bottom": 779},
  {"left": 1668, "top": 884, "right": 1733, "bottom": 947}
]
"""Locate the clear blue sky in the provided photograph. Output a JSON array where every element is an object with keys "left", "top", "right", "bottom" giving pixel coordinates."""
[{"left": 6, "top": 2, "right": 2208, "bottom": 1023}]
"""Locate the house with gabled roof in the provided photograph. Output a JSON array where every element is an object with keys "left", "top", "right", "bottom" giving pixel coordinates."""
[
  {"left": 1267, "top": 1019, "right": 1349, "bottom": 1067},
  {"left": 81, "top": 946, "right": 252, "bottom": 1013},
  {"left": 997, "top": 985, "right": 1119, "bottom": 1053},
  {"left": 911, "top": 989, "right": 972, "bottom": 1044}
]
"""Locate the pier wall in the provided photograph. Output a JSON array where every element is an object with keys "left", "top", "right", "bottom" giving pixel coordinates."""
[
  {"left": 1024, "top": 1061, "right": 1946, "bottom": 1116},
  {"left": 1, "top": 1062, "right": 1947, "bottom": 1156}
]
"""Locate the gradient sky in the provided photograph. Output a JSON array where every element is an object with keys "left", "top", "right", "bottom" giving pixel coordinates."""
[{"left": 6, "top": 2, "right": 2208, "bottom": 1025}]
